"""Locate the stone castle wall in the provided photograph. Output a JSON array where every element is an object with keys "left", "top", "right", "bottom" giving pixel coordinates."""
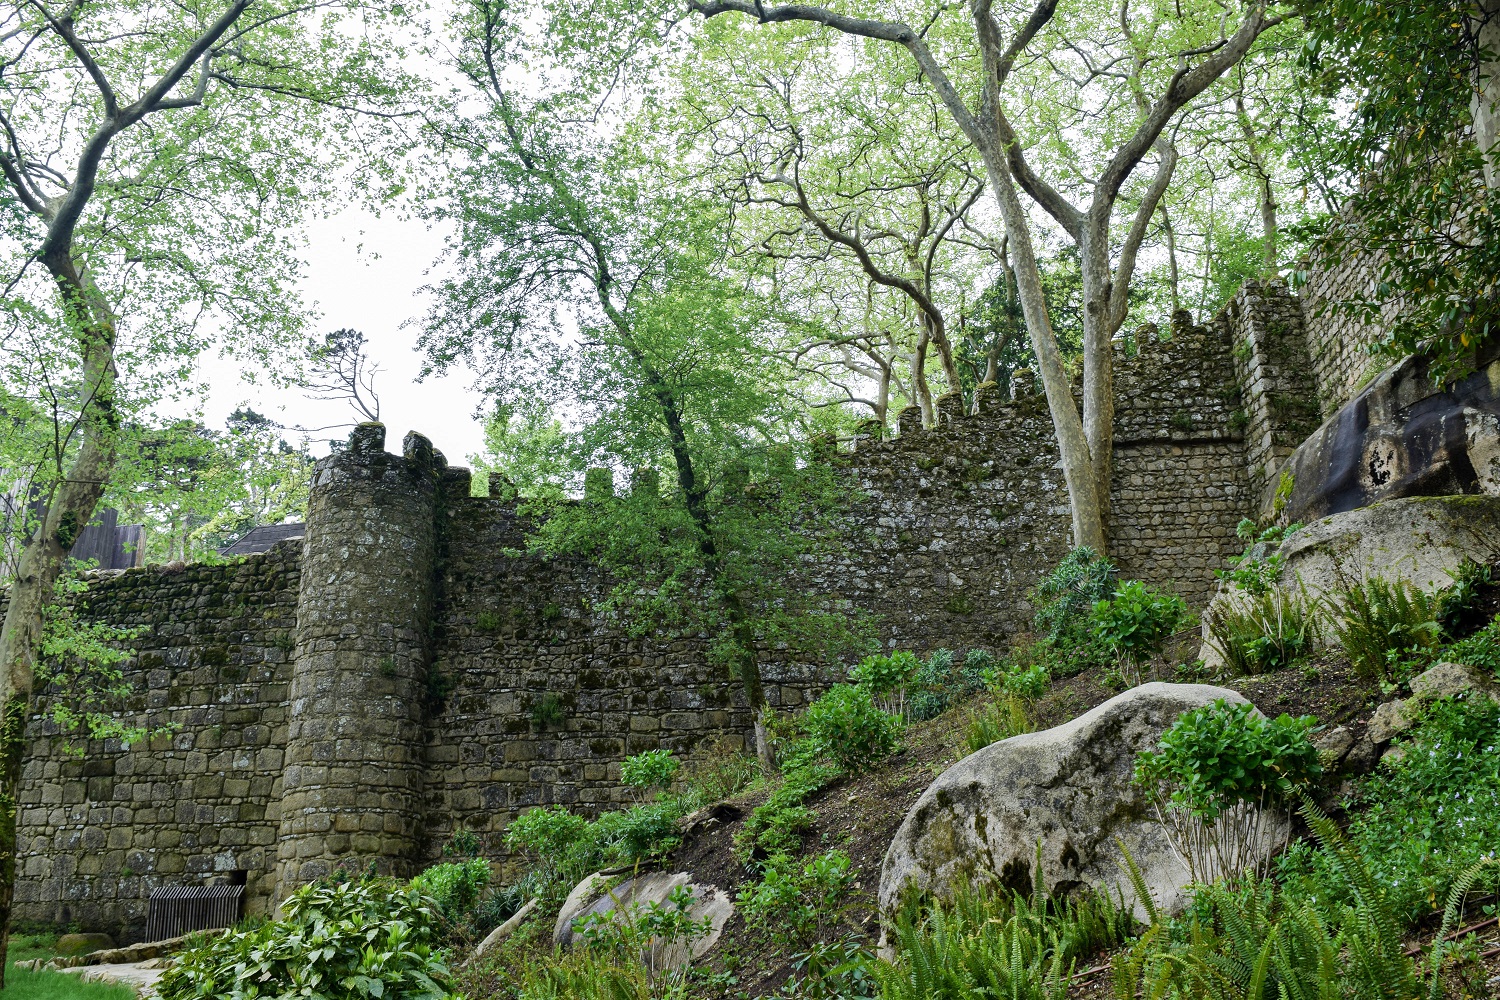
[
  {"left": 1299, "top": 218, "right": 1400, "bottom": 418},
  {"left": 13, "top": 283, "right": 1335, "bottom": 939}
]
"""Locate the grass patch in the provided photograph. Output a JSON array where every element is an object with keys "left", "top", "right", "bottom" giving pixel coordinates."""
[{"left": 5, "top": 936, "right": 136, "bottom": 1000}]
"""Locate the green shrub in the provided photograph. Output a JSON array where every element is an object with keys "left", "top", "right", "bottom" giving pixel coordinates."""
[
  {"left": 1282, "top": 697, "right": 1500, "bottom": 922},
  {"left": 738, "top": 849, "right": 859, "bottom": 953},
  {"left": 851, "top": 650, "right": 920, "bottom": 716},
  {"left": 734, "top": 763, "right": 835, "bottom": 865},
  {"left": 907, "top": 648, "right": 990, "bottom": 721},
  {"left": 1090, "top": 580, "right": 1189, "bottom": 680},
  {"left": 984, "top": 658, "right": 1051, "bottom": 700},
  {"left": 1205, "top": 587, "right": 1320, "bottom": 675},
  {"left": 804, "top": 683, "right": 903, "bottom": 775},
  {"left": 1328, "top": 576, "right": 1442, "bottom": 682},
  {"left": 1216, "top": 518, "right": 1301, "bottom": 596},
  {"left": 505, "top": 804, "right": 589, "bottom": 861},
  {"left": 587, "top": 800, "right": 685, "bottom": 862},
  {"left": 157, "top": 877, "right": 457, "bottom": 1000},
  {"left": 1031, "top": 546, "right": 1117, "bottom": 643},
  {"left": 1135, "top": 700, "right": 1320, "bottom": 883},
  {"left": 620, "top": 749, "right": 680, "bottom": 798},
  {"left": 1442, "top": 618, "right": 1500, "bottom": 673},
  {"left": 1436, "top": 559, "right": 1499, "bottom": 637},
  {"left": 409, "top": 857, "right": 491, "bottom": 926}
]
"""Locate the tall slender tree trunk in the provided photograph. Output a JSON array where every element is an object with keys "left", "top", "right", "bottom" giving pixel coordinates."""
[
  {"left": 1474, "top": 0, "right": 1500, "bottom": 189},
  {"left": 912, "top": 328, "right": 936, "bottom": 425},
  {"left": 1160, "top": 204, "right": 1181, "bottom": 313},
  {"left": 974, "top": 148, "right": 1107, "bottom": 552},
  {"left": 1078, "top": 226, "right": 1116, "bottom": 528},
  {"left": 0, "top": 263, "right": 119, "bottom": 986}
]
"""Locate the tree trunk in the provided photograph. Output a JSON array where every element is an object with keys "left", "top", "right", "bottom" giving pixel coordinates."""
[
  {"left": 912, "top": 328, "right": 936, "bottom": 426},
  {"left": 974, "top": 147, "right": 1107, "bottom": 551},
  {"left": 1078, "top": 225, "right": 1116, "bottom": 533},
  {"left": 0, "top": 263, "right": 119, "bottom": 985},
  {"left": 1474, "top": 0, "right": 1500, "bottom": 189},
  {"left": 1160, "top": 204, "right": 1181, "bottom": 313}
]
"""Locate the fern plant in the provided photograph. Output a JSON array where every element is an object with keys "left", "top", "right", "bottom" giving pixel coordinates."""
[
  {"left": 1327, "top": 577, "right": 1442, "bottom": 682},
  {"left": 1205, "top": 586, "right": 1320, "bottom": 675}
]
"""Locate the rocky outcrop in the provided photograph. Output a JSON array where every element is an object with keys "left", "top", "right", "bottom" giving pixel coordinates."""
[
  {"left": 1275, "top": 496, "right": 1500, "bottom": 598},
  {"left": 1366, "top": 662, "right": 1500, "bottom": 745},
  {"left": 879, "top": 683, "right": 1277, "bottom": 922},
  {"left": 1266, "top": 344, "right": 1500, "bottom": 525},
  {"left": 553, "top": 870, "right": 733, "bottom": 969}
]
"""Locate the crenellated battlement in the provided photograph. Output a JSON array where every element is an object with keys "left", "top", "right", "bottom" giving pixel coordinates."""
[{"left": 12, "top": 282, "right": 1338, "bottom": 941}]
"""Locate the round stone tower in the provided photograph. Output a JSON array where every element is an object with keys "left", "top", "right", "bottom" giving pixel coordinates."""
[{"left": 275, "top": 423, "right": 440, "bottom": 895}]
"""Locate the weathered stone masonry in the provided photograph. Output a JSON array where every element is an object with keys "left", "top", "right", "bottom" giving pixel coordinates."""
[{"left": 14, "top": 279, "right": 1366, "bottom": 939}]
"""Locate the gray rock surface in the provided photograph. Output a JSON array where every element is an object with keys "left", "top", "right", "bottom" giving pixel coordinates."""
[
  {"left": 1275, "top": 496, "right": 1500, "bottom": 600},
  {"left": 1367, "top": 661, "right": 1499, "bottom": 746},
  {"left": 879, "top": 683, "right": 1277, "bottom": 923},
  {"left": 554, "top": 870, "right": 733, "bottom": 969},
  {"left": 1265, "top": 344, "right": 1500, "bottom": 525}
]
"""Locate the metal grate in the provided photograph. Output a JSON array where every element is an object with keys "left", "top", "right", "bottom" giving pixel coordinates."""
[{"left": 144, "top": 885, "right": 244, "bottom": 942}]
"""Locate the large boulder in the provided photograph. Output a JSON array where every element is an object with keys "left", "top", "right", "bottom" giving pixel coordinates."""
[
  {"left": 553, "top": 870, "right": 733, "bottom": 969},
  {"left": 1275, "top": 495, "right": 1500, "bottom": 599},
  {"left": 1266, "top": 344, "right": 1500, "bottom": 525},
  {"left": 879, "top": 683, "right": 1277, "bottom": 922}
]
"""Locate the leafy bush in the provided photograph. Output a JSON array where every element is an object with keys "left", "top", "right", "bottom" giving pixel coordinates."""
[
  {"left": 1115, "top": 813, "right": 1424, "bottom": 1000},
  {"left": 1031, "top": 546, "right": 1117, "bottom": 644},
  {"left": 1442, "top": 618, "right": 1500, "bottom": 673},
  {"left": 985, "top": 658, "right": 1051, "bottom": 701},
  {"left": 1204, "top": 587, "right": 1320, "bottom": 675},
  {"left": 1135, "top": 700, "right": 1320, "bottom": 883},
  {"left": 586, "top": 799, "right": 685, "bottom": 862},
  {"left": 575, "top": 882, "right": 712, "bottom": 978},
  {"left": 851, "top": 650, "right": 920, "bottom": 716},
  {"left": 1436, "top": 559, "right": 1499, "bottom": 637},
  {"left": 738, "top": 849, "right": 859, "bottom": 954},
  {"left": 907, "top": 648, "right": 990, "bottom": 721},
  {"left": 505, "top": 804, "right": 589, "bottom": 862},
  {"left": 1216, "top": 518, "right": 1301, "bottom": 596},
  {"left": 158, "top": 877, "right": 457, "bottom": 1000},
  {"left": 620, "top": 749, "right": 680, "bottom": 798},
  {"left": 803, "top": 683, "right": 903, "bottom": 775},
  {"left": 1283, "top": 696, "right": 1500, "bottom": 922},
  {"left": 1090, "top": 580, "right": 1189, "bottom": 680},
  {"left": 409, "top": 857, "right": 491, "bottom": 927},
  {"left": 734, "top": 762, "right": 836, "bottom": 865},
  {"left": 1328, "top": 576, "right": 1442, "bottom": 682}
]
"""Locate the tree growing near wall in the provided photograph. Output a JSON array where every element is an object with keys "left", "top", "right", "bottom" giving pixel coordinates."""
[
  {"left": 1296, "top": 0, "right": 1500, "bottom": 375},
  {"left": 422, "top": 0, "right": 873, "bottom": 761},
  {"left": 0, "top": 0, "right": 418, "bottom": 975},
  {"left": 656, "top": 0, "right": 1279, "bottom": 552}
]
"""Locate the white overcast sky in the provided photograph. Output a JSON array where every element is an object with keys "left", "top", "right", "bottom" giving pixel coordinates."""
[{"left": 190, "top": 203, "right": 489, "bottom": 466}]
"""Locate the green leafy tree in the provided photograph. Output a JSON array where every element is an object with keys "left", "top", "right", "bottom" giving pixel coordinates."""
[
  {"left": 0, "top": 0, "right": 418, "bottom": 975},
  {"left": 422, "top": 1, "right": 871, "bottom": 761},
  {"left": 1296, "top": 0, "right": 1500, "bottom": 375}
]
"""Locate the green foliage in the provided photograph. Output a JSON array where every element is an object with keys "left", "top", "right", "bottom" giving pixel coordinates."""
[
  {"left": 409, "top": 857, "right": 491, "bottom": 927},
  {"left": 877, "top": 878, "right": 1133, "bottom": 1000},
  {"left": 3, "top": 964, "right": 138, "bottom": 1000},
  {"left": 1436, "top": 560, "right": 1499, "bottom": 638},
  {"left": 1217, "top": 519, "right": 1303, "bottom": 596},
  {"left": 738, "top": 850, "right": 859, "bottom": 955},
  {"left": 803, "top": 684, "right": 903, "bottom": 775},
  {"left": 620, "top": 749, "right": 680, "bottom": 797},
  {"left": 1031, "top": 547, "right": 1118, "bottom": 645},
  {"left": 1297, "top": 0, "right": 1500, "bottom": 374},
  {"left": 906, "top": 649, "right": 990, "bottom": 722},
  {"left": 1136, "top": 701, "right": 1321, "bottom": 823},
  {"left": 1328, "top": 577, "right": 1443, "bottom": 682},
  {"left": 1090, "top": 581, "right": 1189, "bottom": 672},
  {"left": 851, "top": 651, "right": 920, "bottom": 717},
  {"left": 1136, "top": 700, "right": 1320, "bottom": 883},
  {"left": 1442, "top": 619, "right": 1500, "bottom": 674},
  {"left": 984, "top": 657, "right": 1052, "bottom": 702},
  {"left": 530, "top": 693, "right": 567, "bottom": 729},
  {"left": 1283, "top": 697, "right": 1500, "bottom": 922},
  {"left": 574, "top": 882, "right": 712, "bottom": 978},
  {"left": 157, "top": 877, "right": 457, "bottom": 1000},
  {"left": 735, "top": 763, "right": 837, "bottom": 865},
  {"left": 504, "top": 805, "right": 590, "bottom": 862},
  {"left": 1204, "top": 587, "right": 1320, "bottom": 675},
  {"left": 964, "top": 695, "right": 1033, "bottom": 754}
]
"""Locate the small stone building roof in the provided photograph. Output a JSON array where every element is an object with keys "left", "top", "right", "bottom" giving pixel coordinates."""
[{"left": 217, "top": 523, "right": 305, "bottom": 557}]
